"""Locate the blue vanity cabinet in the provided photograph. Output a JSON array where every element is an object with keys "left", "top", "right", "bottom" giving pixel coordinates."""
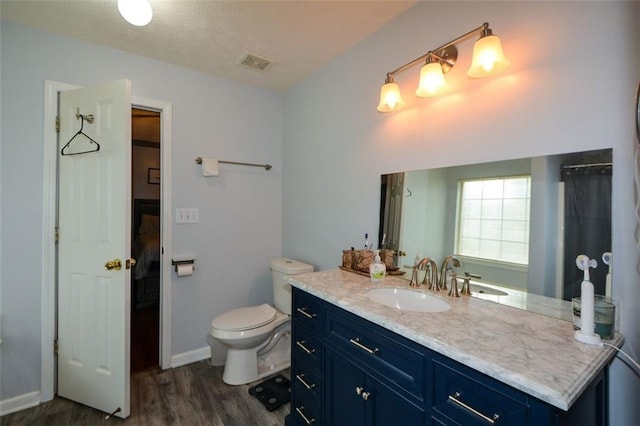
[
  {"left": 287, "top": 287, "right": 609, "bottom": 426},
  {"left": 287, "top": 289, "right": 325, "bottom": 426}
]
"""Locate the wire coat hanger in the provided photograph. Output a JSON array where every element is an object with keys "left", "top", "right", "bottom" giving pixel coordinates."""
[{"left": 61, "top": 108, "right": 100, "bottom": 156}]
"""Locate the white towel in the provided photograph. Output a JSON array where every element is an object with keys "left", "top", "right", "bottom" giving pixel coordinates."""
[{"left": 201, "top": 158, "right": 219, "bottom": 177}]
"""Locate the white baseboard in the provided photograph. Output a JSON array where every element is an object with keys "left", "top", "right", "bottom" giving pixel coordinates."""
[
  {"left": 171, "top": 346, "right": 210, "bottom": 368},
  {"left": 0, "top": 391, "right": 41, "bottom": 416},
  {"left": 0, "top": 349, "right": 210, "bottom": 417}
]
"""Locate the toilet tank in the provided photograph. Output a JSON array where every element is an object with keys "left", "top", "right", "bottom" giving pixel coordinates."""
[{"left": 270, "top": 258, "right": 314, "bottom": 315}]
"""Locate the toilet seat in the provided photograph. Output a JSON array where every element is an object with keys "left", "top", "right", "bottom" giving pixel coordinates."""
[
  {"left": 210, "top": 310, "right": 289, "bottom": 342},
  {"left": 211, "top": 304, "right": 277, "bottom": 332}
]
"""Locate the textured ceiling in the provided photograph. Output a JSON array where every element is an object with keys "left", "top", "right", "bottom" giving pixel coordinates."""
[{"left": 1, "top": 0, "right": 416, "bottom": 92}]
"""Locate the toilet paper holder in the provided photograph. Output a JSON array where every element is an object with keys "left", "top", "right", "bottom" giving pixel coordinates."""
[{"left": 172, "top": 258, "right": 195, "bottom": 273}]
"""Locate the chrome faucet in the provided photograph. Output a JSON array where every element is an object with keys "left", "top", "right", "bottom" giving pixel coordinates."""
[
  {"left": 439, "top": 256, "right": 461, "bottom": 293},
  {"left": 417, "top": 257, "right": 440, "bottom": 290}
]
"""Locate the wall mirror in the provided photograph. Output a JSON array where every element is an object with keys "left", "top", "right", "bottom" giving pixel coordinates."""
[{"left": 379, "top": 148, "right": 612, "bottom": 310}]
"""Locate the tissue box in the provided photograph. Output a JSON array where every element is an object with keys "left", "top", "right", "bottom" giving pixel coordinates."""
[{"left": 342, "top": 249, "right": 394, "bottom": 272}]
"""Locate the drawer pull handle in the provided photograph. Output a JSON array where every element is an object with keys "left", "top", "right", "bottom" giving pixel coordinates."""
[
  {"left": 296, "top": 406, "right": 316, "bottom": 424},
  {"left": 349, "top": 337, "right": 379, "bottom": 355},
  {"left": 296, "top": 373, "right": 316, "bottom": 390},
  {"left": 297, "top": 307, "right": 317, "bottom": 319},
  {"left": 296, "top": 340, "right": 316, "bottom": 355},
  {"left": 449, "top": 392, "right": 500, "bottom": 425}
]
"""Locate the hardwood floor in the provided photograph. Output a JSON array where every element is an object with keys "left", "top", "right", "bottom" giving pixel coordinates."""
[
  {"left": 131, "top": 304, "right": 159, "bottom": 373},
  {"left": 1, "top": 361, "right": 290, "bottom": 425}
]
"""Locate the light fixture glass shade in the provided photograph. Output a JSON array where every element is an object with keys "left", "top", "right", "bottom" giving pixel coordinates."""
[
  {"left": 416, "top": 62, "right": 446, "bottom": 98},
  {"left": 467, "top": 34, "right": 510, "bottom": 78},
  {"left": 377, "top": 82, "right": 406, "bottom": 112},
  {"left": 118, "top": 0, "right": 153, "bottom": 27}
]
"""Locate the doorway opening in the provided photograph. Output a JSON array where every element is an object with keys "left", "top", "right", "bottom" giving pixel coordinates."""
[{"left": 130, "top": 108, "right": 161, "bottom": 373}]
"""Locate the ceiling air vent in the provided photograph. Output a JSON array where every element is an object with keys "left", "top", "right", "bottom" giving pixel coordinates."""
[{"left": 239, "top": 52, "right": 274, "bottom": 72}]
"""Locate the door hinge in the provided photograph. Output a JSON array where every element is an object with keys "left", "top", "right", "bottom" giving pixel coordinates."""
[
  {"left": 54, "top": 340, "right": 59, "bottom": 355},
  {"left": 55, "top": 116, "right": 60, "bottom": 133},
  {"left": 55, "top": 227, "right": 60, "bottom": 244}
]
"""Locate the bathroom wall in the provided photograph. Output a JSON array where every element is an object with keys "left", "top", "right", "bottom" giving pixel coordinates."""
[
  {"left": 0, "top": 20, "right": 283, "bottom": 401},
  {"left": 283, "top": 1, "right": 639, "bottom": 424}
]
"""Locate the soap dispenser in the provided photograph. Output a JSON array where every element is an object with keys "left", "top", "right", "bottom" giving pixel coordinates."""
[{"left": 370, "top": 250, "right": 386, "bottom": 283}]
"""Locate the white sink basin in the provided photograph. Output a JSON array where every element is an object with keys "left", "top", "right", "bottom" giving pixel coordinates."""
[
  {"left": 366, "top": 288, "right": 451, "bottom": 313},
  {"left": 469, "top": 284, "right": 509, "bottom": 296}
]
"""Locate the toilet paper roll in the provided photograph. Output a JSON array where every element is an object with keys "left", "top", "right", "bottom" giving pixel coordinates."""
[{"left": 176, "top": 263, "right": 194, "bottom": 276}]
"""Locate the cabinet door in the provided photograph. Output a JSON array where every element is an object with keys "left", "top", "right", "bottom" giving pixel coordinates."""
[
  {"left": 325, "top": 347, "right": 365, "bottom": 425},
  {"left": 367, "top": 374, "right": 425, "bottom": 426},
  {"left": 325, "top": 347, "right": 425, "bottom": 426}
]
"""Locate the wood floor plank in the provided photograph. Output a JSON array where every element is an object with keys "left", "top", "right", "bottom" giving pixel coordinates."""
[{"left": 1, "top": 361, "right": 289, "bottom": 425}]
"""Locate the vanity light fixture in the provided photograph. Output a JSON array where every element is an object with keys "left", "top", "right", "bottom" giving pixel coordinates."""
[
  {"left": 118, "top": 0, "right": 153, "bottom": 27},
  {"left": 377, "top": 22, "right": 510, "bottom": 112}
]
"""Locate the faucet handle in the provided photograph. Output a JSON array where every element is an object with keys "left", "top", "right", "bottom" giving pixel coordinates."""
[
  {"left": 460, "top": 271, "right": 482, "bottom": 296},
  {"left": 460, "top": 276, "right": 472, "bottom": 295},
  {"left": 448, "top": 273, "right": 460, "bottom": 297},
  {"left": 409, "top": 264, "right": 420, "bottom": 287},
  {"left": 460, "top": 272, "right": 480, "bottom": 296}
]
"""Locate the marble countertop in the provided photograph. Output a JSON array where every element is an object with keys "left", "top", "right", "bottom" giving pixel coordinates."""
[{"left": 288, "top": 269, "right": 624, "bottom": 411}]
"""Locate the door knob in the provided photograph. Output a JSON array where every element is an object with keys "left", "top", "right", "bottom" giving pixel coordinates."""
[
  {"left": 126, "top": 258, "right": 137, "bottom": 270},
  {"left": 104, "top": 259, "right": 122, "bottom": 270}
]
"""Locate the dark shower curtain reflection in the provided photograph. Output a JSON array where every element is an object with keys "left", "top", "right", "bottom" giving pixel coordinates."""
[{"left": 562, "top": 167, "right": 612, "bottom": 300}]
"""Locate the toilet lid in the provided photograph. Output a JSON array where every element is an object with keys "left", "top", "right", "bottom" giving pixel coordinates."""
[{"left": 211, "top": 304, "right": 277, "bottom": 331}]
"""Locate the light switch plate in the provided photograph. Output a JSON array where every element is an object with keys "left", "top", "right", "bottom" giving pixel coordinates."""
[{"left": 176, "top": 208, "right": 199, "bottom": 224}]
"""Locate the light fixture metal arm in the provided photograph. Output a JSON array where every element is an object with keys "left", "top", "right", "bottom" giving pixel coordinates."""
[{"left": 385, "top": 22, "right": 489, "bottom": 79}]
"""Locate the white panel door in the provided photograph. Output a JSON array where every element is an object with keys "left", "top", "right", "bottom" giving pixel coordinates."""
[
  {"left": 58, "top": 79, "right": 132, "bottom": 418},
  {"left": 382, "top": 172, "right": 404, "bottom": 252}
]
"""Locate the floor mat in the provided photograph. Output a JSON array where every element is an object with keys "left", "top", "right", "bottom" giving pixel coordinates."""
[{"left": 248, "top": 374, "right": 291, "bottom": 411}]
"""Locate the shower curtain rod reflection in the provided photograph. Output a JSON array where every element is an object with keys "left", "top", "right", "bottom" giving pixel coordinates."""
[
  {"left": 195, "top": 157, "right": 272, "bottom": 171},
  {"left": 562, "top": 162, "right": 612, "bottom": 169}
]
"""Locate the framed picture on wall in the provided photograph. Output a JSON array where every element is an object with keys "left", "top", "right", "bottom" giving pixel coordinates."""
[{"left": 147, "top": 168, "right": 160, "bottom": 184}]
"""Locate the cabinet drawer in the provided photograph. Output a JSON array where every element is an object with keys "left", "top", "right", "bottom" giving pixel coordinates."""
[
  {"left": 291, "top": 385, "right": 322, "bottom": 426},
  {"left": 292, "top": 288, "right": 323, "bottom": 335},
  {"left": 432, "top": 357, "right": 527, "bottom": 426},
  {"left": 292, "top": 361, "right": 322, "bottom": 402},
  {"left": 325, "top": 307, "right": 425, "bottom": 399},
  {"left": 292, "top": 324, "right": 323, "bottom": 368}
]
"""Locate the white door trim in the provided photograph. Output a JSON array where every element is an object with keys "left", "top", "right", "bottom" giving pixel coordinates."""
[
  {"left": 41, "top": 81, "right": 173, "bottom": 402},
  {"left": 132, "top": 96, "right": 173, "bottom": 369},
  {"left": 42, "top": 80, "right": 79, "bottom": 402}
]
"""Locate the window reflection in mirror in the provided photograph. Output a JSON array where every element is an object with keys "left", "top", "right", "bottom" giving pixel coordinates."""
[{"left": 379, "top": 149, "right": 612, "bottom": 302}]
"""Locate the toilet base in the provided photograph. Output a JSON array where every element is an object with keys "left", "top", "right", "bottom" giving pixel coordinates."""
[
  {"left": 256, "top": 332, "right": 291, "bottom": 379},
  {"left": 220, "top": 325, "right": 291, "bottom": 385}
]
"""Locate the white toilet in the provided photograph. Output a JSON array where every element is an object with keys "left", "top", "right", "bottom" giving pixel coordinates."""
[{"left": 207, "top": 258, "right": 313, "bottom": 385}]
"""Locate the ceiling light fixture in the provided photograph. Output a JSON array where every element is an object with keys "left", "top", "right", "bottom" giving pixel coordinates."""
[
  {"left": 118, "top": 0, "right": 153, "bottom": 27},
  {"left": 377, "top": 22, "right": 510, "bottom": 112}
]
